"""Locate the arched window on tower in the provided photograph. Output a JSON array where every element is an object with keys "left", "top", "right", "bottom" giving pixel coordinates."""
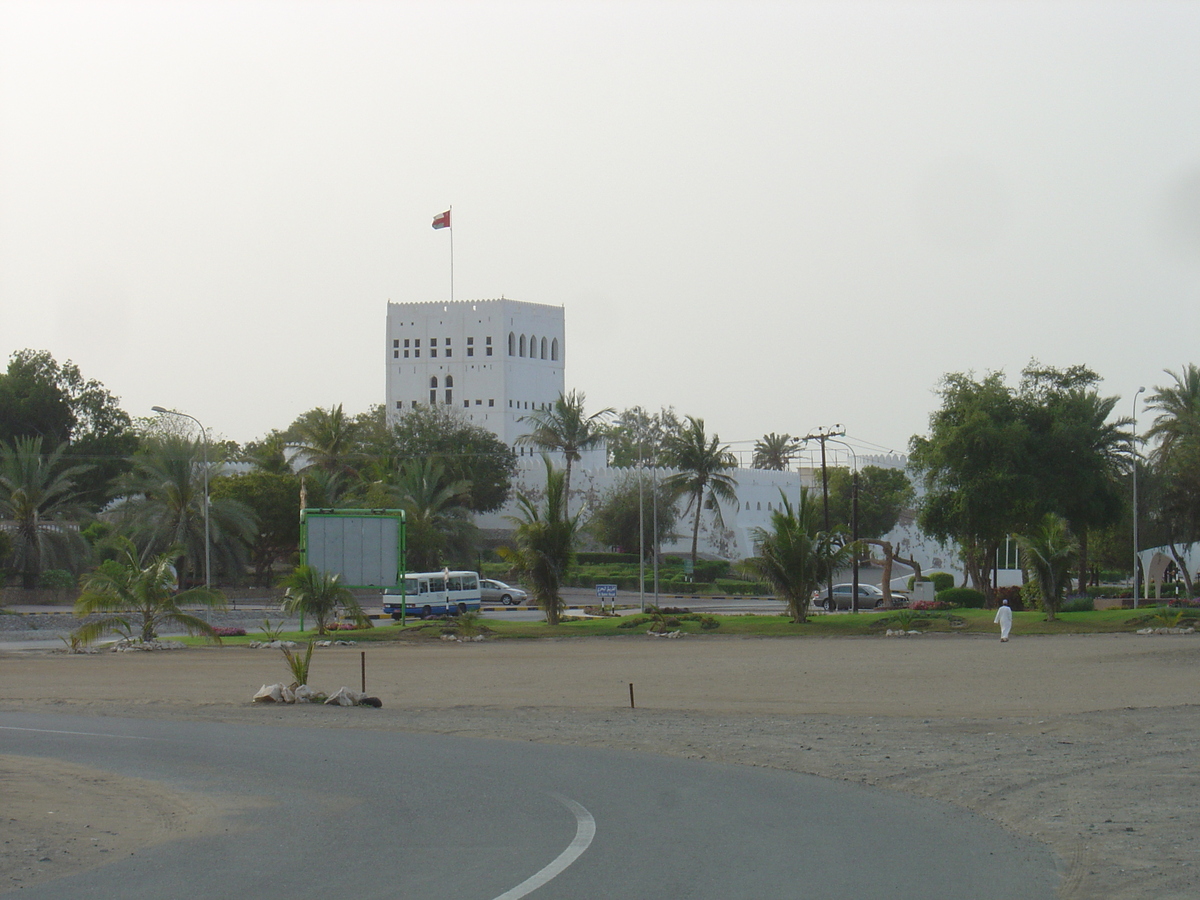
[
  {"left": 519, "top": 334, "right": 527, "bottom": 357},
  {"left": 508, "top": 332, "right": 515, "bottom": 356},
  {"left": 540, "top": 336, "right": 547, "bottom": 359},
  {"left": 429, "top": 376, "right": 438, "bottom": 406},
  {"left": 530, "top": 335, "right": 538, "bottom": 360},
  {"left": 551, "top": 338, "right": 559, "bottom": 361},
  {"left": 445, "top": 375, "right": 453, "bottom": 405}
]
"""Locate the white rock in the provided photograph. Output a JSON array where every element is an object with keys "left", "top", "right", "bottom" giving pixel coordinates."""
[
  {"left": 324, "top": 686, "right": 367, "bottom": 706},
  {"left": 253, "top": 683, "right": 285, "bottom": 703},
  {"left": 294, "top": 684, "right": 319, "bottom": 703}
]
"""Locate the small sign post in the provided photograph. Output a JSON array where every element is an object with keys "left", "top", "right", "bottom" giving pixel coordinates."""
[{"left": 595, "top": 583, "right": 618, "bottom": 612}]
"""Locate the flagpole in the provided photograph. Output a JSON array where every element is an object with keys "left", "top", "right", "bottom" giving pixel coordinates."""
[{"left": 449, "top": 204, "right": 454, "bottom": 303}]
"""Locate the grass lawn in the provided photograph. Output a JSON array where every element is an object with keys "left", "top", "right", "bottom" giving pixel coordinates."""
[{"left": 182, "top": 605, "right": 1195, "bottom": 646}]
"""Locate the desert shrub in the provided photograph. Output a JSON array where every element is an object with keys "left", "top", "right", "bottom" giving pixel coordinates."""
[
  {"left": 1059, "top": 595, "right": 1095, "bottom": 613},
  {"left": 699, "top": 615, "right": 720, "bottom": 631},
  {"left": 617, "top": 616, "right": 650, "bottom": 629},
  {"left": 936, "top": 587, "right": 986, "bottom": 608},
  {"left": 909, "top": 571, "right": 955, "bottom": 593}
]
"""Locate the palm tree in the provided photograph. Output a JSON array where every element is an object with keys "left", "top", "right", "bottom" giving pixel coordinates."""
[
  {"left": 290, "top": 404, "right": 362, "bottom": 501},
  {"left": 1015, "top": 513, "right": 1078, "bottom": 621},
  {"left": 517, "top": 390, "right": 614, "bottom": 516},
  {"left": 73, "top": 538, "right": 225, "bottom": 644},
  {"left": 0, "top": 436, "right": 92, "bottom": 588},
  {"left": 1146, "top": 364, "right": 1200, "bottom": 467},
  {"left": 661, "top": 416, "right": 739, "bottom": 567},
  {"left": 499, "top": 456, "right": 579, "bottom": 625},
  {"left": 744, "top": 489, "right": 856, "bottom": 624},
  {"left": 117, "top": 436, "right": 256, "bottom": 588},
  {"left": 279, "top": 564, "right": 369, "bottom": 635},
  {"left": 348, "top": 458, "right": 476, "bottom": 571},
  {"left": 752, "top": 433, "right": 796, "bottom": 471}
]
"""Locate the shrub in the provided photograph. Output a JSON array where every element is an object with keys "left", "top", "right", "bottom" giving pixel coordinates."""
[
  {"left": 1059, "top": 595, "right": 1094, "bottom": 613},
  {"left": 910, "top": 599, "right": 950, "bottom": 611},
  {"left": 576, "top": 552, "right": 640, "bottom": 565},
  {"left": 699, "top": 615, "right": 720, "bottom": 631},
  {"left": 212, "top": 626, "right": 246, "bottom": 637},
  {"left": 39, "top": 569, "right": 76, "bottom": 593},
  {"left": 714, "top": 579, "right": 768, "bottom": 595},
  {"left": 993, "top": 585, "right": 1025, "bottom": 611},
  {"left": 936, "top": 587, "right": 986, "bottom": 608},
  {"left": 617, "top": 616, "right": 650, "bottom": 629},
  {"left": 692, "top": 560, "right": 731, "bottom": 583},
  {"left": 909, "top": 571, "right": 955, "bottom": 593},
  {"left": 1168, "top": 598, "right": 1200, "bottom": 608}
]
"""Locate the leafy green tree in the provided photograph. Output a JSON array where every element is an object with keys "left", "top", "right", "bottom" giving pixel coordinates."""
[
  {"left": 390, "top": 405, "right": 517, "bottom": 513},
  {"left": 117, "top": 436, "right": 257, "bottom": 588},
  {"left": 751, "top": 433, "right": 796, "bottom": 471},
  {"left": 0, "top": 436, "right": 92, "bottom": 588},
  {"left": 661, "top": 416, "right": 738, "bottom": 567},
  {"left": 600, "top": 406, "right": 683, "bottom": 469},
  {"left": 211, "top": 470, "right": 307, "bottom": 587},
  {"left": 744, "top": 489, "right": 857, "bottom": 624},
  {"left": 238, "top": 430, "right": 293, "bottom": 475},
  {"left": 500, "top": 457, "right": 580, "bottom": 625},
  {"left": 517, "top": 389, "right": 614, "bottom": 516},
  {"left": 1019, "top": 364, "right": 1131, "bottom": 592},
  {"left": 279, "top": 564, "right": 369, "bottom": 635},
  {"left": 0, "top": 349, "right": 136, "bottom": 509},
  {"left": 1015, "top": 514, "right": 1078, "bottom": 621},
  {"left": 588, "top": 473, "right": 679, "bottom": 557},
  {"left": 73, "top": 539, "right": 225, "bottom": 644},
  {"left": 825, "top": 465, "right": 915, "bottom": 539},
  {"left": 909, "top": 372, "right": 1039, "bottom": 599}
]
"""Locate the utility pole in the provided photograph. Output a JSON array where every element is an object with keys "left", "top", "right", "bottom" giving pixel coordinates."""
[{"left": 800, "top": 425, "right": 845, "bottom": 609}]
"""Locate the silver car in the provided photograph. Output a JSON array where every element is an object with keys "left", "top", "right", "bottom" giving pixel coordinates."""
[
  {"left": 480, "top": 578, "right": 528, "bottom": 606},
  {"left": 812, "top": 583, "right": 888, "bottom": 611}
]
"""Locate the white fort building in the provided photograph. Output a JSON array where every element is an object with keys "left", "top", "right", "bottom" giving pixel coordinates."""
[
  {"left": 384, "top": 298, "right": 949, "bottom": 570},
  {"left": 385, "top": 298, "right": 566, "bottom": 449}
]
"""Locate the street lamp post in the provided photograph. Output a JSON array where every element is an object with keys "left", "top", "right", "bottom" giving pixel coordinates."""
[
  {"left": 152, "top": 406, "right": 211, "bottom": 592},
  {"left": 828, "top": 438, "right": 859, "bottom": 613},
  {"left": 1131, "top": 386, "right": 1145, "bottom": 609}
]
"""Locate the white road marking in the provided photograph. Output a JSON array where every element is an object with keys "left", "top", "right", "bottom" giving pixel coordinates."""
[
  {"left": 0, "top": 725, "right": 158, "bottom": 741},
  {"left": 491, "top": 793, "right": 596, "bottom": 900}
]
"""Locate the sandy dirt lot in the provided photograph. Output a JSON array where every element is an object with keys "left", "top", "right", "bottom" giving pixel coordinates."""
[{"left": 1, "top": 632, "right": 1198, "bottom": 898}]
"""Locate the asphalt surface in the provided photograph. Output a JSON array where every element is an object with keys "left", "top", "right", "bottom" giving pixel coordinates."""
[{"left": 0, "top": 710, "right": 1059, "bottom": 899}]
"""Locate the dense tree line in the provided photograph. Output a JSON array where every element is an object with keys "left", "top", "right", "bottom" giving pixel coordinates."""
[{"left": 4, "top": 347, "right": 1198, "bottom": 616}]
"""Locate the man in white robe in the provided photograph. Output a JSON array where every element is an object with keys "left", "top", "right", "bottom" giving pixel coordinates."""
[{"left": 993, "top": 598, "right": 1013, "bottom": 642}]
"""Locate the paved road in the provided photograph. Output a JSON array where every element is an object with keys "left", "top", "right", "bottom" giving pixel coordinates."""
[{"left": 1, "top": 711, "right": 1058, "bottom": 899}]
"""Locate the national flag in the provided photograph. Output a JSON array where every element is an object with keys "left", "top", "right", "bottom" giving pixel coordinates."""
[{"left": 432, "top": 210, "right": 451, "bottom": 230}]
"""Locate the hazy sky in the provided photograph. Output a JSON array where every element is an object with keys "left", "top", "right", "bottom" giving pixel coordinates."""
[{"left": 2, "top": 0, "right": 1198, "bottom": 464}]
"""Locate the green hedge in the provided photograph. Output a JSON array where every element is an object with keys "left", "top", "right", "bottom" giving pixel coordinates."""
[
  {"left": 936, "top": 586, "right": 987, "bottom": 608},
  {"left": 576, "top": 552, "right": 640, "bottom": 565},
  {"left": 713, "top": 579, "right": 769, "bottom": 595}
]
